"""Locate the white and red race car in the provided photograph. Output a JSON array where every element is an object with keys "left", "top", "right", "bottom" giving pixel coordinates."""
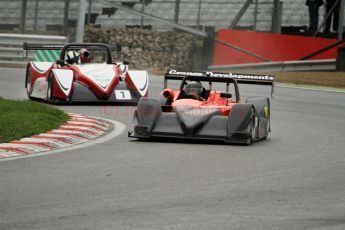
[{"left": 24, "top": 43, "right": 149, "bottom": 103}]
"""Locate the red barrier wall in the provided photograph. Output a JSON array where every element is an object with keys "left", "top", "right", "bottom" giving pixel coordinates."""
[{"left": 213, "top": 29, "right": 341, "bottom": 65}]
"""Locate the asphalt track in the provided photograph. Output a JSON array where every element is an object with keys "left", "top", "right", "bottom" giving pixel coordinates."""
[{"left": 0, "top": 67, "right": 345, "bottom": 230}]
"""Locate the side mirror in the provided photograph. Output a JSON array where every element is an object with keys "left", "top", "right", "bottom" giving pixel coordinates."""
[
  {"left": 119, "top": 63, "right": 128, "bottom": 74},
  {"left": 56, "top": 60, "right": 65, "bottom": 66}
]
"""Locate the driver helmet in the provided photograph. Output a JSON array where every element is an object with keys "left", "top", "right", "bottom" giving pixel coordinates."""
[
  {"left": 184, "top": 81, "right": 205, "bottom": 98},
  {"left": 79, "top": 48, "right": 91, "bottom": 64}
]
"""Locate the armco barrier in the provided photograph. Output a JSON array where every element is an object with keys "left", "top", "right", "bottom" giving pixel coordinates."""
[{"left": 0, "top": 33, "right": 67, "bottom": 66}]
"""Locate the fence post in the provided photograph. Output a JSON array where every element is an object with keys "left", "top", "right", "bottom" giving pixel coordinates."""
[
  {"left": 76, "top": 0, "right": 87, "bottom": 43},
  {"left": 20, "top": 0, "right": 28, "bottom": 33},
  {"left": 174, "top": 0, "right": 180, "bottom": 23},
  {"left": 196, "top": 0, "right": 202, "bottom": 29},
  {"left": 63, "top": 0, "right": 70, "bottom": 35},
  {"left": 336, "top": 46, "right": 345, "bottom": 70},
  {"left": 141, "top": 0, "right": 145, "bottom": 29},
  {"left": 338, "top": 0, "right": 345, "bottom": 40},
  {"left": 33, "top": 0, "right": 39, "bottom": 31},
  {"left": 253, "top": 0, "right": 259, "bottom": 31},
  {"left": 87, "top": 0, "right": 92, "bottom": 24},
  {"left": 202, "top": 27, "right": 216, "bottom": 68},
  {"left": 271, "top": 0, "right": 282, "bottom": 33}
]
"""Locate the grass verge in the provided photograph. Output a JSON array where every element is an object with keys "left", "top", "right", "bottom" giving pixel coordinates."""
[
  {"left": 266, "top": 71, "right": 345, "bottom": 88},
  {"left": 0, "top": 98, "right": 69, "bottom": 143}
]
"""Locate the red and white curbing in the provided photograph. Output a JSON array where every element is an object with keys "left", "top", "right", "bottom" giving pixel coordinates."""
[{"left": 0, "top": 113, "right": 112, "bottom": 159}]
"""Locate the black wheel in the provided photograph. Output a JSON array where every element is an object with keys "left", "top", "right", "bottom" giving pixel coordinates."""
[
  {"left": 263, "top": 100, "right": 270, "bottom": 139},
  {"left": 247, "top": 108, "right": 257, "bottom": 145},
  {"left": 261, "top": 119, "right": 270, "bottom": 140},
  {"left": 265, "top": 99, "right": 271, "bottom": 133},
  {"left": 46, "top": 73, "right": 55, "bottom": 103},
  {"left": 25, "top": 64, "right": 33, "bottom": 99},
  {"left": 158, "top": 95, "right": 172, "bottom": 112},
  {"left": 136, "top": 97, "right": 161, "bottom": 128}
]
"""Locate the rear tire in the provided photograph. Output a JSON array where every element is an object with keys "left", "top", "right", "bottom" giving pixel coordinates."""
[
  {"left": 263, "top": 99, "right": 270, "bottom": 140},
  {"left": 247, "top": 109, "right": 257, "bottom": 145},
  {"left": 262, "top": 118, "right": 269, "bottom": 140},
  {"left": 266, "top": 116, "right": 270, "bottom": 134}
]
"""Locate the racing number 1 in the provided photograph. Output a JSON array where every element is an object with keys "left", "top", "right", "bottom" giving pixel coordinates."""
[{"left": 115, "top": 90, "right": 131, "bottom": 100}]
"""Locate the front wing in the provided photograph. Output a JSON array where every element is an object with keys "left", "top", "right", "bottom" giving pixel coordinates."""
[{"left": 70, "top": 81, "right": 142, "bottom": 103}]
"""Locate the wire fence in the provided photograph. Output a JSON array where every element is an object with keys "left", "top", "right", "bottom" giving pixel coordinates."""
[
  {"left": 0, "top": 0, "right": 278, "bottom": 34},
  {"left": 2, "top": 0, "right": 339, "bottom": 38}
]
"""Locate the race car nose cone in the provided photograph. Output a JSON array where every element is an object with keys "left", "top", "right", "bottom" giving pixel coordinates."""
[{"left": 175, "top": 106, "right": 222, "bottom": 136}]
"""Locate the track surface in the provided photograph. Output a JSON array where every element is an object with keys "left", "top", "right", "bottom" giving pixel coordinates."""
[{"left": 1, "top": 68, "right": 345, "bottom": 230}]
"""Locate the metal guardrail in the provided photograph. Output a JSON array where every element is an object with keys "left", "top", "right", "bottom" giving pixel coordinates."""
[
  {"left": 0, "top": 33, "right": 67, "bottom": 66},
  {"left": 208, "top": 59, "right": 336, "bottom": 72}
]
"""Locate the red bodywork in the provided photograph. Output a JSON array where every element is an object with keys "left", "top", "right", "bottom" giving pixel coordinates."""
[
  {"left": 60, "top": 65, "right": 121, "bottom": 99},
  {"left": 27, "top": 64, "right": 53, "bottom": 95},
  {"left": 163, "top": 88, "right": 238, "bottom": 116},
  {"left": 28, "top": 62, "right": 123, "bottom": 100}
]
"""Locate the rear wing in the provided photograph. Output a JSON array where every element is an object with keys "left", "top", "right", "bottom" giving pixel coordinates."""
[
  {"left": 23, "top": 42, "right": 64, "bottom": 62},
  {"left": 164, "top": 70, "right": 275, "bottom": 97},
  {"left": 23, "top": 42, "right": 121, "bottom": 63}
]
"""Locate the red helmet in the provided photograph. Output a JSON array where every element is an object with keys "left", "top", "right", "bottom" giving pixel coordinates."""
[{"left": 80, "top": 48, "right": 91, "bottom": 64}]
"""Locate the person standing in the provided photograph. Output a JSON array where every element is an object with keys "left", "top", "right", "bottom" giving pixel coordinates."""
[
  {"left": 306, "top": 0, "right": 324, "bottom": 34},
  {"left": 324, "top": 0, "right": 340, "bottom": 33}
]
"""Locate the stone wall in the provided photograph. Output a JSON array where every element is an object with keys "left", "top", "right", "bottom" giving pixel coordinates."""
[{"left": 84, "top": 26, "right": 203, "bottom": 70}]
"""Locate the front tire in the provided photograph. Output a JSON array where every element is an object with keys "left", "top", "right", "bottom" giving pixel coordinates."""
[
  {"left": 46, "top": 73, "right": 55, "bottom": 103},
  {"left": 25, "top": 64, "right": 33, "bottom": 99}
]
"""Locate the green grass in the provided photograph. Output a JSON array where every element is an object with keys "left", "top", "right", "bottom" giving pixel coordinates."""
[{"left": 0, "top": 98, "right": 69, "bottom": 143}]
